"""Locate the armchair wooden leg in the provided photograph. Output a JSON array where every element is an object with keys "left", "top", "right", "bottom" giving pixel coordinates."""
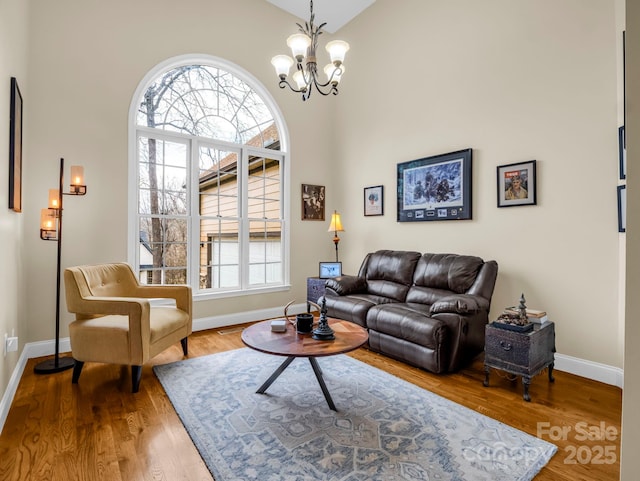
[
  {"left": 71, "top": 360, "right": 84, "bottom": 384},
  {"left": 131, "top": 365, "right": 142, "bottom": 393},
  {"left": 180, "top": 337, "right": 188, "bottom": 356}
]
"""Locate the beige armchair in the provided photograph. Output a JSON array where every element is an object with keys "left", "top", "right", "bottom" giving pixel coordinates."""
[{"left": 64, "top": 262, "right": 192, "bottom": 393}]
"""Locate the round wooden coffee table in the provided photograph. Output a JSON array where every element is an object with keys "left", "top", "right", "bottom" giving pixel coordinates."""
[{"left": 241, "top": 318, "right": 368, "bottom": 411}]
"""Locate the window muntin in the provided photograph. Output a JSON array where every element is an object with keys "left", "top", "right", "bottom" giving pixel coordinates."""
[{"left": 132, "top": 60, "right": 287, "bottom": 295}]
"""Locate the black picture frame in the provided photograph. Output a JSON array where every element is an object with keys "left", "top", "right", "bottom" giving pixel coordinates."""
[
  {"left": 619, "top": 126, "right": 626, "bottom": 180},
  {"left": 9, "top": 77, "right": 23, "bottom": 213},
  {"left": 396, "top": 148, "right": 472, "bottom": 222},
  {"left": 497, "top": 160, "right": 537, "bottom": 208},
  {"left": 618, "top": 185, "right": 626, "bottom": 233},
  {"left": 301, "top": 184, "right": 325, "bottom": 221},
  {"left": 319, "top": 261, "right": 342, "bottom": 279},
  {"left": 364, "top": 185, "right": 384, "bottom": 216}
]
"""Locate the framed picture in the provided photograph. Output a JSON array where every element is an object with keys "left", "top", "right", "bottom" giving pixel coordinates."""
[
  {"left": 618, "top": 185, "right": 626, "bottom": 233},
  {"left": 497, "top": 160, "right": 537, "bottom": 208},
  {"left": 319, "top": 261, "right": 342, "bottom": 279},
  {"left": 9, "top": 77, "right": 23, "bottom": 212},
  {"left": 397, "top": 148, "right": 472, "bottom": 222},
  {"left": 619, "top": 126, "right": 626, "bottom": 180},
  {"left": 301, "top": 184, "right": 325, "bottom": 220},
  {"left": 364, "top": 185, "right": 384, "bottom": 216}
]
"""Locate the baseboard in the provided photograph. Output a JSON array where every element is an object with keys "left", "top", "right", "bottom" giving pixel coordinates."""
[
  {"left": 554, "top": 353, "right": 624, "bottom": 388},
  {"left": 0, "top": 306, "right": 623, "bottom": 435}
]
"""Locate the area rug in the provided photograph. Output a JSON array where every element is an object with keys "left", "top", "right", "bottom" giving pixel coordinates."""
[{"left": 154, "top": 348, "right": 556, "bottom": 481}]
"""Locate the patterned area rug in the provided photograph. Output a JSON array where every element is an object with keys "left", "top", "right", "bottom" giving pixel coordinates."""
[{"left": 154, "top": 348, "right": 556, "bottom": 481}]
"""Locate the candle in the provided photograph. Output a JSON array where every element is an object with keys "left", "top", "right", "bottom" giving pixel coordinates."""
[
  {"left": 70, "top": 166, "right": 84, "bottom": 186},
  {"left": 48, "top": 189, "right": 60, "bottom": 208},
  {"left": 40, "top": 209, "right": 56, "bottom": 229}
]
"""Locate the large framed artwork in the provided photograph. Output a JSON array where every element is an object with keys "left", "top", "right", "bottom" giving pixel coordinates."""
[
  {"left": 397, "top": 149, "right": 472, "bottom": 222},
  {"left": 496, "top": 160, "right": 537, "bottom": 208},
  {"left": 9, "top": 77, "right": 23, "bottom": 212},
  {"left": 301, "top": 184, "right": 325, "bottom": 220}
]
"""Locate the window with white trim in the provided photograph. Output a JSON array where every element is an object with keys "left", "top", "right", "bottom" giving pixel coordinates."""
[{"left": 131, "top": 58, "right": 288, "bottom": 296}]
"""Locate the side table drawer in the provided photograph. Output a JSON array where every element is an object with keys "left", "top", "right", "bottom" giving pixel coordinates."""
[{"left": 485, "top": 333, "right": 530, "bottom": 367}]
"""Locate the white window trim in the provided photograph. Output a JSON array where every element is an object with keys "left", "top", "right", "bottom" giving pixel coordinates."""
[{"left": 127, "top": 54, "right": 291, "bottom": 300}]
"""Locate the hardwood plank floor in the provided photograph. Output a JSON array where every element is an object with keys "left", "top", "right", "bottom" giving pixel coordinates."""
[{"left": 0, "top": 325, "right": 622, "bottom": 480}]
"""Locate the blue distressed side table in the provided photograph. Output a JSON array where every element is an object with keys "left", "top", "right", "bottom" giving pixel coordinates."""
[
  {"left": 483, "top": 321, "right": 556, "bottom": 402},
  {"left": 306, "top": 277, "right": 326, "bottom": 310}
]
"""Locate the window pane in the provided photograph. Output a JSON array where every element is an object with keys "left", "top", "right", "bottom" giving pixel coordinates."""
[
  {"left": 199, "top": 218, "right": 240, "bottom": 290},
  {"left": 138, "top": 136, "right": 188, "bottom": 216},
  {"left": 248, "top": 220, "right": 282, "bottom": 285},
  {"left": 199, "top": 146, "right": 239, "bottom": 217},
  {"left": 248, "top": 155, "right": 281, "bottom": 220}
]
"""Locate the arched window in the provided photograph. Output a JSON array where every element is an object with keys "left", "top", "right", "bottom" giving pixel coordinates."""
[{"left": 129, "top": 55, "right": 289, "bottom": 297}]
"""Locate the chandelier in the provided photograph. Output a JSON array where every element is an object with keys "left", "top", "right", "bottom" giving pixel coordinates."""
[{"left": 271, "top": 0, "right": 350, "bottom": 101}]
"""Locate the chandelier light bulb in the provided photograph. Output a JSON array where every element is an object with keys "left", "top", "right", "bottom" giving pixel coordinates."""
[
  {"left": 324, "top": 64, "right": 345, "bottom": 85},
  {"left": 325, "top": 40, "right": 350, "bottom": 66},
  {"left": 271, "top": 55, "right": 294, "bottom": 79},
  {"left": 287, "top": 33, "right": 311, "bottom": 62},
  {"left": 292, "top": 70, "right": 308, "bottom": 91}
]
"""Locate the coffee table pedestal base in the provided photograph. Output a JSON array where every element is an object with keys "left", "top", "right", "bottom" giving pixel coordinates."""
[{"left": 256, "top": 356, "right": 337, "bottom": 411}]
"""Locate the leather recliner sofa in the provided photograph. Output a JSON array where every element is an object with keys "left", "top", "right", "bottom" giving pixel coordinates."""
[{"left": 323, "top": 250, "right": 498, "bottom": 373}]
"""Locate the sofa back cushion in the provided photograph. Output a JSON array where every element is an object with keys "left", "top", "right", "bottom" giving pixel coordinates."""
[
  {"left": 406, "top": 253, "right": 484, "bottom": 304},
  {"left": 360, "top": 250, "right": 421, "bottom": 302}
]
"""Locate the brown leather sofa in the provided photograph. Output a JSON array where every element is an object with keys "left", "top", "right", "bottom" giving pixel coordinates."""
[{"left": 323, "top": 250, "right": 498, "bottom": 373}]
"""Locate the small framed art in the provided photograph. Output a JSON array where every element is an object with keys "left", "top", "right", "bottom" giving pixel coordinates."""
[
  {"left": 9, "top": 77, "right": 23, "bottom": 212},
  {"left": 618, "top": 185, "right": 626, "bottom": 233},
  {"left": 301, "top": 184, "right": 325, "bottom": 220},
  {"left": 364, "top": 185, "right": 384, "bottom": 216},
  {"left": 319, "top": 262, "right": 342, "bottom": 279},
  {"left": 497, "top": 160, "right": 537, "bottom": 208},
  {"left": 619, "top": 126, "right": 626, "bottom": 180},
  {"left": 397, "top": 148, "right": 472, "bottom": 222}
]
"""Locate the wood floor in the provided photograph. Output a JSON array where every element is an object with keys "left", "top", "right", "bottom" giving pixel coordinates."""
[{"left": 0, "top": 324, "right": 622, "bottom": 481}]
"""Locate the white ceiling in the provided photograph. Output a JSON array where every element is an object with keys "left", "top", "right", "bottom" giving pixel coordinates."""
[{"left": 266, "top": 0, "right": 376, "bottom": 33}]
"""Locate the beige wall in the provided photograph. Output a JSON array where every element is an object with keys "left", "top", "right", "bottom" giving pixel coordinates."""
[
  {"left": 622, "top": 1, "right": 639, "bottom": 478},
  {"left": 333, "top": 0, "right": 622, "bottom": 368},
  {"left": 0, "top": 0, "right": 29, "bottom": 400}
]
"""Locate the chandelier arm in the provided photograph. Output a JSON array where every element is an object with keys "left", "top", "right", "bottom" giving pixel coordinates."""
[{"left": 277, "top": 78, "right": 306, "bottom": 94}]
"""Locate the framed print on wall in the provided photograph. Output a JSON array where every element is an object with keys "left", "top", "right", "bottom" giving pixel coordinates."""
[
  {"left": 497, "top": 160, "right": 537, "bottom": 208},
  {"left": 618, "top": 185, "right": 626, "bottom": 233},
  {"left": 9, "top": 77, "right": 23, "bottom": 212},
  {"left": 619, "top": 126, "right": 626, "bottom": 180},
  {"left": 364, "top": 185, "right": 384, "bottom": 216},
  {"left": 397, "top": 148, "right": 472, "bottom": 222},
  {"left": 301, "top": 184, "right": 325, "bottom": 220}
]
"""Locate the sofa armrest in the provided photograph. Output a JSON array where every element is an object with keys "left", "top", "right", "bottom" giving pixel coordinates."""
[
  {"left": 325, "top": 275, "right": 367, "bottom": 296},
  {"left": 430, "top": 294, "right": 488, "bottom": 315}
]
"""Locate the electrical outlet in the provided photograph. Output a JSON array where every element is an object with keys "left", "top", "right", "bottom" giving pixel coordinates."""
[{"left": 6, "top": 336, "right": 18, "bottom": 353}]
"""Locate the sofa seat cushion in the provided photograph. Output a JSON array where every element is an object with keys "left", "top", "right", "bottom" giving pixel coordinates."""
[
  {"left": 324, "top": 294, "right": 396, "bottom": 327},
  {"left": 366, "top": 303, "right": 446, "bottom": 350}
]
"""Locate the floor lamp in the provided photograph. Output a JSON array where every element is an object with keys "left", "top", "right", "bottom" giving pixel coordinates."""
[{"left": 35, "top": 158, "right": 86, "bottom": 374}]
